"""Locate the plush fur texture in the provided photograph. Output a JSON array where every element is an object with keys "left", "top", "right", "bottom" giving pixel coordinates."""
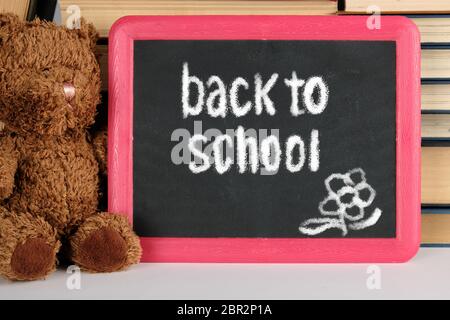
[
  {"left": 70, "top": 214, "right": 142, "bottom": 272},
  {"left": 0, "top": 208, "right": 60, "bottom": 280},
  {"left": 93, "top": 128, "right": 107, "bottom": 176},
  {"left": 0, "top": 14, "right": 142, "bottom": 281}
]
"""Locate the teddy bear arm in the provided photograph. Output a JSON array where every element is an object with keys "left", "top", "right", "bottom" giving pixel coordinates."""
[
  {"left": 92, "top": 129, "right": 107, "bottom": 176},
  {"left": 0, "top": 136, "right": 19, "bottom": 200}
]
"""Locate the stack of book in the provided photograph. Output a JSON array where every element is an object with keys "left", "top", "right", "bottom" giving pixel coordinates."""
[{"left": 4, "top": 0, "right": 450, "bottom": 246}]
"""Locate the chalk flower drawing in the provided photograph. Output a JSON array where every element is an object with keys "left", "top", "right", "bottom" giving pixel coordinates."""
[{"left": 299, "top": 168, "right": 382, "bottom": 236}]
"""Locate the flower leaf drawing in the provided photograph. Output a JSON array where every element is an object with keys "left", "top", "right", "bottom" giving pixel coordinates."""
[{"left": 299, "top": 217, "right": 347, "bottom": 236}]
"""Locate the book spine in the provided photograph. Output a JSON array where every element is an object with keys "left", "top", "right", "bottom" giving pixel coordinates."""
[
  {"left": 421, "top": 213, "right": 450, "bottom": 245},
  {"left": 27, "top": 0, "right": 57, "bottom": 21},
  {"left": 26, "top": 0, "right": 38, "bottom": 21}
]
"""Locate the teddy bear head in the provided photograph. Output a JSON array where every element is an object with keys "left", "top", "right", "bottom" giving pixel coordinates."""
[{"left": 0, "top": 14, "right": 101, "bottom": 136}]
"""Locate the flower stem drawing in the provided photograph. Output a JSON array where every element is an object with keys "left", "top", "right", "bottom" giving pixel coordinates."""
[{"left": 299, "top": 168, "right": 382, "bottom": 236}]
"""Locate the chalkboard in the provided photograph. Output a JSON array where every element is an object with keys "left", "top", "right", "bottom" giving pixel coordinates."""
[
  {"left": 109, "top": 16, "right": 421, "bottom": 262},
  {"left": 133, "top": 40, "right": 396, "bottom": 238}
]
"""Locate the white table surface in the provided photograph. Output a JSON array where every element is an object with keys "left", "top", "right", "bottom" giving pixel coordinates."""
[{"left": 0, "top": 247, "right": 448, "bottom": 300}]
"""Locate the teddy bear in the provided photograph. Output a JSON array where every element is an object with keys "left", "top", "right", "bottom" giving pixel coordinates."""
[{"left": 0, "top": 14, "right": 142, "bottom": 281}]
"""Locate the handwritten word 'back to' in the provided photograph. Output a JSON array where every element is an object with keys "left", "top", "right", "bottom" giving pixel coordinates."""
[{"left": 181, "top": 63, "right": 329, "bottom": 118}]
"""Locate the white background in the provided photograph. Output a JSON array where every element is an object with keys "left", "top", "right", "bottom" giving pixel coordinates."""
[{"left": 0, "top": 247, "right": 448, "bottom": 299}]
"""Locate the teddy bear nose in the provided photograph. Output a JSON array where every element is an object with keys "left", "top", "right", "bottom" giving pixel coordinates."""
[{"left": 63, "top": 82, "right": 75, "bottom": 102}]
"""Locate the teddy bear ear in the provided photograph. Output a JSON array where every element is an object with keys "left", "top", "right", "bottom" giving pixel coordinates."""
[{"left": 77, "top": 18, "right": 98, "bottom": 50}]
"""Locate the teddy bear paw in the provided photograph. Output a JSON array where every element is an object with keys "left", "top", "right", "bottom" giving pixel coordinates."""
[
  {"left": 10, "top": 238, "right": 56, "bottom": 281},
  {"left": 75, "top": 227, "right": 128, "bottom": 273}
]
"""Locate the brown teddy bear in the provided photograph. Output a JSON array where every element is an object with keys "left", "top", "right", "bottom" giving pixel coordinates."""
[{"left": 0, "top": 14, "right": 142, "bottom": 281}]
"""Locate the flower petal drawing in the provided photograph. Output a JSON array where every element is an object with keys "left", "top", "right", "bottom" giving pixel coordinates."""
[
  {"left": 318, "top": 196, "right": 341, "bottom": 216},
  {"left": 344, "top": 205, "right": 364, "bottom": 221},
  {"left": 348, "top": 167, "right": 366, "bottom": 185},
  {"left": 324, "top": 173, "right": 351, "bottom": 196},
  {"left": 354, "top": 183, "right": 376, "bottom": 207}
]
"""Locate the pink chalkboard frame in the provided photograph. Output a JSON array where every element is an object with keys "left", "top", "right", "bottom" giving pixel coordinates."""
[{"left": 108, "top": 16, "right": 421, "bottom": 263}]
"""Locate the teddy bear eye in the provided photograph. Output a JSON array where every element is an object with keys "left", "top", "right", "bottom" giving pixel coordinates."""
[{"left": 42, "top": 68, "right": 50, "bottom": 76}]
